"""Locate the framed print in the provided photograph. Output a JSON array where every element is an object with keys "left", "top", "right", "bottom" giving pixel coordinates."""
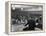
[{"left": 5, "top": 1, "right": 45, "bottom": 35}]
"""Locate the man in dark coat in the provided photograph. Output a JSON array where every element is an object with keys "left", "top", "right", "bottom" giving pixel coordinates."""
[{"left": 23, "top": 18, "right": 36, "bottom": 31}]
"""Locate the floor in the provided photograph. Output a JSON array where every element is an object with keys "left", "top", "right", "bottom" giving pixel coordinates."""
[{"left": 11, "top": 24, "right": 42, "bottom": 32}]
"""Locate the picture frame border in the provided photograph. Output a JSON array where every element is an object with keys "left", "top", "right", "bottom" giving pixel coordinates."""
[{"left": 5, "top": 1, "right": 45, "bottom": 35}]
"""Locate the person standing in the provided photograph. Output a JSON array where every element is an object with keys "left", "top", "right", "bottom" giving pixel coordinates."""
[{"left": 23, "top": 17, "right": 36, "bottom": 31}]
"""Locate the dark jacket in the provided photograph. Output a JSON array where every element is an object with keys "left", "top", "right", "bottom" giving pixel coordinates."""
[{"left": 25, "top": 19, "right": 36, "bottom": 30}]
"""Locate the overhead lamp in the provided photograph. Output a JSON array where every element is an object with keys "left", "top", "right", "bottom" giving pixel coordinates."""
[
  {"left": 12, "top": 5, "right": 15, "bottom": 10},
  {"left": 21, "top": 8, "right": 23, "bottom": 11}
]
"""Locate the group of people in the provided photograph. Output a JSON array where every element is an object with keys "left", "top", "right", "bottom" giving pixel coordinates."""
[
  {"left": 11, "top": 16, "right": 42, "bottom": 31},
  {"left": 11, "top": 16, "right": 28, "bottom": 24}
]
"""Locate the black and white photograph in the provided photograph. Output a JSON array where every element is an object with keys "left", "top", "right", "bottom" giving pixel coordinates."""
[{"left": 11, "top": 4, "right": 43, "bottom": 32}]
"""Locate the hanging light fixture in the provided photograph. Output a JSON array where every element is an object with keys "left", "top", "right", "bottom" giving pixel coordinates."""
[
  {"left": 12, "top": 5, "right": 15, "bottom": 10},
  {"left": 21, "top": 8, "right": 23, "bottom": 11}
]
